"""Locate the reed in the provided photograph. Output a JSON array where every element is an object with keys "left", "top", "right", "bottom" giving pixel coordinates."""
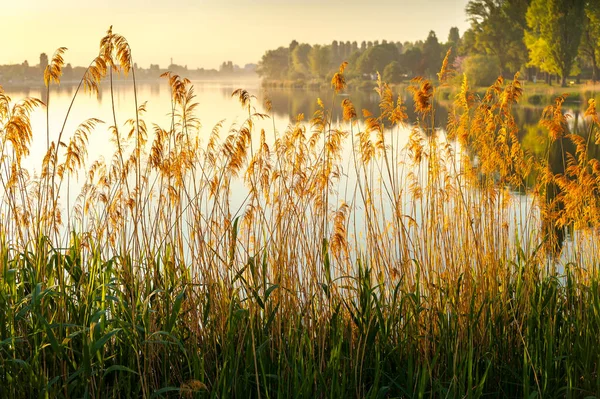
[{"left": 0, "top": 29, "right": 599, "bottom": 398}]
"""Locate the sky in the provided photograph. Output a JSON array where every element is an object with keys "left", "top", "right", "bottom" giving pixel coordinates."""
[{"left": 3, "top": 0, "right": 471, "bottom": 70}]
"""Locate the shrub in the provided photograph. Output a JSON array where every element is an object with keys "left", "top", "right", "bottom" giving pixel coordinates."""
[{"left": 462, "top": 54, "right": 502, "bottom": 87}]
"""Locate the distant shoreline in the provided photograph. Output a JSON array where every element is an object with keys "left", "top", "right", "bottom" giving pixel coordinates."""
[{"left": 1, "top": 74, "right": 262, "bottom": 91}]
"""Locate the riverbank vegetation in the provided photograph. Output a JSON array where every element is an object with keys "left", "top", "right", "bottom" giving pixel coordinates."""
[
  {"left": 1, "top": 28, "right": 600, "bottom": 398},
  {"left": 258, "top": 0, "right": 600, "bottom": 89}
]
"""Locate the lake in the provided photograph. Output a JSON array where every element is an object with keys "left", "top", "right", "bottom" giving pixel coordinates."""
[
  {"left": 6, "top": 78, "right": 592, "bottom": 173},
  {"left": 3, "top": 78, "right": 597, "bottom": 262}
]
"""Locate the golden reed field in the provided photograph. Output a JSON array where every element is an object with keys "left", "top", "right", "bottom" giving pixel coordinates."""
[{"left": 1, "top": 27, "right": 600, "bottom": 398}]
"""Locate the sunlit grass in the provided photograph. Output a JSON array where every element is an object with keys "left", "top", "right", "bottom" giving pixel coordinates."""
[{"left": 1, "top": 28, "right": 599, "bottom": 398}]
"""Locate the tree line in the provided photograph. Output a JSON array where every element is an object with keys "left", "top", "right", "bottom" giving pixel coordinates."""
[
  {"left": 257, "top": 32, "right": 452, "bottom": 86},
  {"left": 257, "top": 0, "right": 600, "bottom": 87},
  {"left": 0, "top": 54, "right": 258, "bottom": 86}
]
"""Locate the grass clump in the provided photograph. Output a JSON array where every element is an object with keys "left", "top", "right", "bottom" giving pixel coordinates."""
[{"left": 1, "top": 29, "right": 600, "bottom": 398}]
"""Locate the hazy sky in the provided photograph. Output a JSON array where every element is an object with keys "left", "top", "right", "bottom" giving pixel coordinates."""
[{"left": 3, "top": 0, "right": 471, "bottom": 70}]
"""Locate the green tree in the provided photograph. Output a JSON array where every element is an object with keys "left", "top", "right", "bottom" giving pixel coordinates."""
[
  {"left": 39, "top": 53, "right": 48, "bottom": 71},
  {"left": 344, "top": 41, "right": 352, "bottom": 58},
  {"left": 423, "top": 30, "right": 442, "bottom": 77},
  {"left": 459, "top": 28, "right": 477, "bottom": 56},
  {"left": 466, "top": 0, "right": 530, "bottom": 75},
  {"left": 579, "top": 2, "right": 600, "bottom": 81},
  {"left": 291, "top": 43, "right": 312, "bottom": 77},
  {"left": 463, "top": 54, "right": 502, "bottom": 86},
  {"left": 383, "top": 61, "right": 404, "bottom": 83},
  {"left": 288, "top": 40, "right": 300, "bottom": 78},
  {"left": 309, "top": 45, "right": 331, "bottom": 78},
  {"left": 63, "top": 63, "right": 73, "bottom": 80},
  {"left": 402, "top": 47, "right": 424, "bottom": 77},
  {"left": 395, "top": 41, "right": 403, "bottom": 55},
  {"left": 355, "top": 43, "right": 399, "bottom": 75},
  {"left": 331, "top": 40, "right": 340, "bottom": 62},
  {"left": 448, "top": 27, "right": 461, "bottom": 47},
  {"left": 525, "top": 32, "right": 560, "bottom": 80},
  {"left": 339, "top": 41, "right": 346, "bottom": 62},
  {"left": 257, "top": 47, "right": 289, "bottom": 80},
  {"left": 445, "top": 28, "right": 461, "bottom": 67},
  {"left": 345, "top": 50, "right": 363, "bottom": 79},
  {"left": 525, "top": 0, "right": 586, "bottom": 86}
]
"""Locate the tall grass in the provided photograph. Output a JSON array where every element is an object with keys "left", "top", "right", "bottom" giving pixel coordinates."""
[{"left": 1, "top": 30, "right": 599, "bottom": 398}]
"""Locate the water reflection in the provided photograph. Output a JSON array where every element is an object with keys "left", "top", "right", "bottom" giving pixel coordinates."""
[
  {"left": 259, "top": 87, "right": 598, "bottom": 256},
  {"left": 544, "top": 136, "right": 570, "bottom": 255},
  {"left": 3, "top": 81, "right": 599, "bottom": 257},
  {"left": 260, "top": 87, "right": 451, "bottom": 127}
]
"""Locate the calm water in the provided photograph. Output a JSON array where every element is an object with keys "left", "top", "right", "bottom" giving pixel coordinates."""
[
  {"left": 6, "top": 79, "right": 592, "bottom": 172},
  {"left": 4, "top": 80, "right": 596, "bottom": 259}
]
